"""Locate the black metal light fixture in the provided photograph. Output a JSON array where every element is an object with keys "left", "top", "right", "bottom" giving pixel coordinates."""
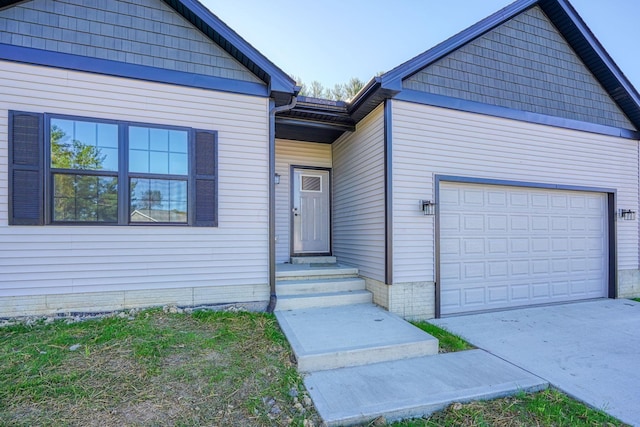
[
  {"left": 274, "top": 173, "right": 281, "bottom": 185},
  {"left": 619, "top": 209, "right": 636, "bottom": 220},
  {"left": 420, "top": 200, "right": 435, "bottom": 216}
]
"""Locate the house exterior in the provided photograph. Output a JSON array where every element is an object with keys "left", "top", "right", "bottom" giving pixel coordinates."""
[{"left": 1, "top": 0, "right": 639, "bottom": 319}]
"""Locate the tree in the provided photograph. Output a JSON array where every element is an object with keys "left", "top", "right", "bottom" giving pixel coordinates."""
[
  {"left": 343, "top": 77, "right": 365, "bottom": 100},
  {"left": 292, "top": 76, "right": 367, "bottom": 101},
  {"left": 308, "top": 80, "right": 325, "bottom": 98}
]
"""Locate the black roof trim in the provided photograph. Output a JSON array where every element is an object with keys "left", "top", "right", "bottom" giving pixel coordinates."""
[{"left": 164, "top": 0, "right": 296, "bottom": 96}]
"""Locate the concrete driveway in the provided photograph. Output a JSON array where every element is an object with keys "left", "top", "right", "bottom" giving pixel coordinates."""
[{"left": 432, "top": 299, "right": 640, "bottom": 426}]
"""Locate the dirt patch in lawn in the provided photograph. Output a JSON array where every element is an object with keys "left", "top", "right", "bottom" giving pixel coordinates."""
[{"left": 0, "top": 309, "right": 320, "bottom": 427}]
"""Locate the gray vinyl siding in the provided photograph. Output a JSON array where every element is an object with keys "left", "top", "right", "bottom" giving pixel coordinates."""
[
  {"left": 0, "top": 60, "right": 269, "bottom": 306},
  {"left": 332, "top": 104, "right": 386, "bottom": 282},
  {"left": 0, "top": 0, "right": 263, "bottom": 84},
  {"left": 275, "top": 139, "right": 332, "bottom": 263},
  {"left": 391, "top": 100, "right": 638, "bottom": 284},
  {"left": 403, "top": 6, "right": 634, "bottom": 131}
]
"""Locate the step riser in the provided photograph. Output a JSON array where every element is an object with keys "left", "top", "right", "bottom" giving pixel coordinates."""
[
  {"left": 276, "top": 267, "right": 359, "bottom": 281},
  {"left": 277, "top": 279, "right": 366, "bottom": 296},
  {"left": 276, "top": 292, "right": 372, "bottom": 311},
  {"left": 278, "top": 274, "right": 359, "bottom": 282},
  {"left": 297, "top": 340, "right": 439, "bottom": 372}
]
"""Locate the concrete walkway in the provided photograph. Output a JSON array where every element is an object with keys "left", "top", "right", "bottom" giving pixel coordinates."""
[
  {"left": 304, "top": 349, "right": 547, "bottom": 426},
  {"left": 277, "top": 303, "right": 547, "bottom": 425},
  {"left": 432, "top": 299, "right": 640, "bottom": 426}
]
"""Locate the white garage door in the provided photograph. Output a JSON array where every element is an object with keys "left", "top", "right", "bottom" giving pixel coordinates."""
[{"left": 439, "top": 182, "right": 608, "bottom": 315}]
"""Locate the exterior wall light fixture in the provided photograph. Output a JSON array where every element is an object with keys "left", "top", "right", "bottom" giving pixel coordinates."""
[
  {"left": 619, "top": 209, "right": 636, "bottom": 220},
  {"left": 420, "top": 200, "right": 436, "bottom": 216},
  {"left": 274, "top": 173, "right": 281, "bottom": 185}
]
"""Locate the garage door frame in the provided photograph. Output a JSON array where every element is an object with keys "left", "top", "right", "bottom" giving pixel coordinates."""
[{"left": 434, "top": 175, "right": 617, "bottom": 318}]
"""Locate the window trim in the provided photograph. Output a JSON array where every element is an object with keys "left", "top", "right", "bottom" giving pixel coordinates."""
[{"left": 42, "top": 113, "right": 215, "bottom": 226}]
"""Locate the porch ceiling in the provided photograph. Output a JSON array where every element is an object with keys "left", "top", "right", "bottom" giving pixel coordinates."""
[{"left": 276, "top": 96, "right": 355, "bottom": 143}]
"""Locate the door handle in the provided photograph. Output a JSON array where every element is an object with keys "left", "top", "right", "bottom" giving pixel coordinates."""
[{"left": 293, "top": 207, "right": 299, "bottom": 217}]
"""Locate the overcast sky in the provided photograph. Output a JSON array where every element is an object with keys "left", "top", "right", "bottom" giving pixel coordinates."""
[{"left": 201, "top": 0, "right": 640, "bottom": 92}]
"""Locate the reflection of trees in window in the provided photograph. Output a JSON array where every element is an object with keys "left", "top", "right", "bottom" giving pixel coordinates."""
[
  {"left": 138, "top": 190, "right": 163, "bottom": 210},
  {"left": 51, "top": 125, "right": 107, "bottom": 170},
  {"left": 53, "top": 175, "right": 117, "bottom": 222},
  {"left": 50, "top": 121, "right": 118, "bottom": 222}
]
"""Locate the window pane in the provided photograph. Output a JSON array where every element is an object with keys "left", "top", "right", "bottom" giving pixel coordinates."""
[
  {"left": 149, "top": 151, "right": 168, "bottom": 174},
  {"left": 129, "top": 126, "right": 188, "bottom": 176},
  {"left": 53, "top": 174, "right": 118, "bottom": 222},
  {"left": 130, "top": 178, "right": 187, "bottom": 223},
  {"left": 169, "top": 130, "right": 188, "bottom": 153},
  {"left": 169, "top": 153, "right": 188, "bottom": 175},
  {"left": 150, "top": 128, "right": 169, "bottom": 151},
  {"left": 129, "top": 149, "right": 149, "bottom": 173},
  {"left": 98, "top": 123, "right": 118, "bottom": 148},
  {"left": 51, "top": 118, "right": 118, "bottom": 171},
  {"left": 129, "top": 126, "right": 149, "bottom": 150}
]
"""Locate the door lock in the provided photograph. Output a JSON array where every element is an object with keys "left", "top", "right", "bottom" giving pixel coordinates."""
[{"left": 293, "top": 207, "right": 299, "bottom": 216}]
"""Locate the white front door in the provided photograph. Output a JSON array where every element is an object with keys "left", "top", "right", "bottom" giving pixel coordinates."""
[{"left": 292, "top": 168, "right": 330, "bottom": 255}]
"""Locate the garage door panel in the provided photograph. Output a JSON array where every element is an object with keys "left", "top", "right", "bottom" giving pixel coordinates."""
[
  {"left": 488, "top": 238, "right": 508, "bottom": 254},
  {"left": 511, "top": 284, "right": 530, "bottom": 300},
  {"left": 488, "top": 215, "right": 508, "bottom": 231},
  {"left": 531, "top": 194, "right": 549, "bottom": 208},
  {"left": 488, "top": 286, "right": 508, "bottom": 303},
  {"left": 511, "top": 260, "right": 530, "bottom": 275},
  {"left": 464, "top": 238, "right": 484, "bottom": 255},
  {"left": 531, "top": 282, "right": 551, "bottom": 299},
  {"left": 440, "top": 182, "right": 608, "bottom": 315},
  {"left": 510, "top": 216, "right": 529, "bottom": 231},
  {"left": 464, "top": 287, "right": 485, "bottom": 306},
  {"left": 487, "top": 191, "right": 507, "bottom": 206},
  {"left": 532, "top": 216, "right": 549, "bottom": 231},
  {"left": 440, "top": 214, "right": 461, "bottom": 232},
  {"left": 441, "top": 289, "right": 461, "bottom": 309},
  {"left": 440, "top": 262, "right": 461, "bottom": 280},
  {"left": 488, "top": 261, "right": 508, "bottom": 277},
  {"left": 463, "top": 189, "right": 484, "bottom": 205},
  {"left": 531, "top": 238, "right": 549, "bottom": 252}
]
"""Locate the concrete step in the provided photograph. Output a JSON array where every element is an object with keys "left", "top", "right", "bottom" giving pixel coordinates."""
[
  {"left": 291, "top": 256, "right": 337, "bottom": 264},
  {"left": 304, "top": 349, "right": 548, "bottom": 426},
  {"left": 276, "top": 277, "right": 366, "bottom": 296},
  {"left": 275, "top": 304, "right": 439, "bottom": 372},
  {"left": 276, "top": 264, "right": 359, "bottom": 281},
  {"left": 276, "top": 290, "right": 372, "bottom": 311}
]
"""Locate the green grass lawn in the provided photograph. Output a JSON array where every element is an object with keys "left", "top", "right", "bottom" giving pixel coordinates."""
[
  {"left": 0, "top": 309, "right": 628, "bottom": 426},
  {"left": 410, "top": 321, "right": 474, "bottom": 353}
]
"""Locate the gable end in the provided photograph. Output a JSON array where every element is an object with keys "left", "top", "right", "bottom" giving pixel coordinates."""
[
  {"left": 0, "top": 0, "right": 264, "bottom": 85},
  {"left": 402, "top": 6, "right": 635, "bottom": 131}
]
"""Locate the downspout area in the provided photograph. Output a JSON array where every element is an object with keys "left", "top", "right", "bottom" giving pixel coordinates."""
[{"left": 267, "top": 95, "right": 298, "bottom": 313}]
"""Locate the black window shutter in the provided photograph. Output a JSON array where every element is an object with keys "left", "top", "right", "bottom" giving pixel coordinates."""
[
  {"left": 9, "top": 111, "right": 44, "bottom": 225},
  {"left": 193, "top": 130, "right": 217, "bottom": 227}
]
